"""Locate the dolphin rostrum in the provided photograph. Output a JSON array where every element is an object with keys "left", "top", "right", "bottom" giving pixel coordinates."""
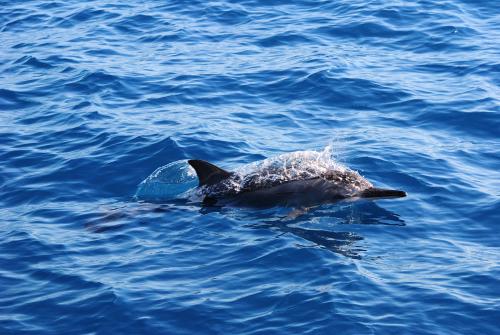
[{"left": 188, "top": 159, "right": 406, "bottom": 207}]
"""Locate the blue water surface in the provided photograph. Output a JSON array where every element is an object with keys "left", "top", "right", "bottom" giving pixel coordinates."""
[{"left": 1, "top": 0, "right": 499, "bottom": 334}]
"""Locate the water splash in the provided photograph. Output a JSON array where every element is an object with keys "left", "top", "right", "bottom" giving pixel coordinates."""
[
  {"left": 235, "top": 145, "right": 347, "bottom": 182},
  {"left": 230, "top": 145, "right": 371, "bottom": 192},
  {"left": 135, "top": 160, "right": 197, "bottom": 201}
]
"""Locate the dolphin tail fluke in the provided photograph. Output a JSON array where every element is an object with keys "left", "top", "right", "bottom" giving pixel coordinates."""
[
  {"left": 360, "top": 187, "right": 406, "bottom": 198},
  {"left": 188, "top": 159, "right": 232, "bottom": 186}
]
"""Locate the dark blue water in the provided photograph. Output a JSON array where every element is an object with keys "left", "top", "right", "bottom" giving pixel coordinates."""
[{"left": 1, "top": 1, "right": 499, "bottom": 334}]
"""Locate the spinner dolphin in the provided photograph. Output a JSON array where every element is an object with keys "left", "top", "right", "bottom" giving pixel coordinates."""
[{"left": 188, "top": 157, "right": 405, "bottom": 207}]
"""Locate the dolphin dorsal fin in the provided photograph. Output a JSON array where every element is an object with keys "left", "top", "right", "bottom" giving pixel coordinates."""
[{"left": 188, "top": 159, "right": 232, "bottom": 186}]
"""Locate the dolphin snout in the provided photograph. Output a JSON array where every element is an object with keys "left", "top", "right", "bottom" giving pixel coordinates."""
[{"left": 360, "top": 187, "right": 406, "bottom": 198}]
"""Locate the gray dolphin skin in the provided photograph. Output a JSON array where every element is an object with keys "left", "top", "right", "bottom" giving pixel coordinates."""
[{"left": 188, "top": 159, "right": 406, "bottom": 207}]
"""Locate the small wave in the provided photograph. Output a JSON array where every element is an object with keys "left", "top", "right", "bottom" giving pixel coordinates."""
[
  {"left": 14, "top": 55, "right": 54, "bottom": 69},
  {"left": 255, "top": 32, "right": 315, "bottom": 47},
  {"left": 315, "top": 21, "right": 415, "bottom": 39},
  {"left": 64, "top": 70, "right": 134, "bottom": 97},
  {"left": 2, "top": 13, "right": 50, "bottom": 32},
  {"left": 0, "top": 88, "right": 40, "bottom": 110},
  {"left": 68, "top": 8, "right": 113, "bottom": 23},
  {"left": 112, "top": 13, "right": 164, "bottom": 35}
]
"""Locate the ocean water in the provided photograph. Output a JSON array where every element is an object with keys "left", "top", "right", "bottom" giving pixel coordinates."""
[{"left": 1, "top": 0, "right": 499, "bottom": 334}]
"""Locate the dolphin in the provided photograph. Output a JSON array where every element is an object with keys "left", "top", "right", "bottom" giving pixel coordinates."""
[{"left": 188, "top": 159, "right": 406, "bottom": 207}]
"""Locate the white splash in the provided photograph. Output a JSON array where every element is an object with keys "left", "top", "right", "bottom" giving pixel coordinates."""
[{"left": 230, "top": 145, "right": 351, "bottom": 191}]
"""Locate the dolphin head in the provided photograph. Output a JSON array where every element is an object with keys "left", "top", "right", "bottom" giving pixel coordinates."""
[{"left": 323, "top": 170, "right": 406, "bottom": 200}]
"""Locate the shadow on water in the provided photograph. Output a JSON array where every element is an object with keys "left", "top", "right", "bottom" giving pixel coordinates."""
[
  {"left": 86, "top": 200, "right": 405, "bottom": 259},
  {"left": 247, "top": 201, "right": 405, "bottom": 259},
  {"left": 84, "top": 200, "right": 187, "bottom": 233},
  {"left": 257, "top": 221, "right": 366, "bottom": 259}
]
